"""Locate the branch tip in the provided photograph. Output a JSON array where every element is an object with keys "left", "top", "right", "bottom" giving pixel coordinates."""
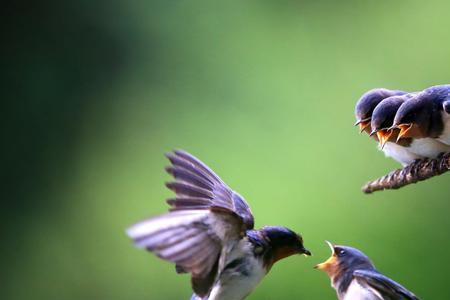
[{"left": 362, "top": 152, "right": 450, "bottom": 194}]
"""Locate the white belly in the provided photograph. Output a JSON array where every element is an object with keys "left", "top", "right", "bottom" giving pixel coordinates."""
[
  {"left": 437, "top": 111, "right": 450, "bottom": 146},
  {"left": 408, "top": 138, "right": 450, "bottom": 158},
  {"left": 381, "top": 142, "right": 423, "bottom": 166},
  {"left": 208, "top": 241, "right": 266, "bottom": 300},
  {"left": 343, "top": 280, "right": 382, "bottom": 300}
]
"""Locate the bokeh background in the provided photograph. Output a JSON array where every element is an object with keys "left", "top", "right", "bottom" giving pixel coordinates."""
[{"left": 4, "top": 1, "right": 450, "bottom": 299}]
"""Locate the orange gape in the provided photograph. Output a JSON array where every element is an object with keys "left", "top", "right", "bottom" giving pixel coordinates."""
[
  {"left": 359, "top": 121, "right": 371, "bottom": 134},
  {"left": 377, "top": 129, "right": 394, "bottom": 149},
  {"left": 315, "top": 254, "right": 339, "bottom": 277},
  {"left": 397, "top": 124, "right": 413, "bottom": 141},
  {"left": 360, "top": 121, "right": 379, "bottom": 141}
]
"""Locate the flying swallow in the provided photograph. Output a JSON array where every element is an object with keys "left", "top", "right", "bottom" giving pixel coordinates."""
[
  {"left": 127, "top": 150, "right": 311, "bottom": 300},
  {"left": 392, "top": 84, "right": 450, "bottom": 157},
  {"left": 315, "top": 242, "right": 420, "bottom": 300},
  {"left": 370, "top": 94, "right": 423, "bottom": 166},
  {"left": 355, "top": 88, "right": 407, "bottom": 136}
]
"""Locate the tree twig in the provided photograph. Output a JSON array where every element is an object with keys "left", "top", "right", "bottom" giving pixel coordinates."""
[{"left": 362, "top": 152, "right": 450, "bottom": 194}]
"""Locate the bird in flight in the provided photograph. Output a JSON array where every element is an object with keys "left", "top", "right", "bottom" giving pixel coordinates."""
[
  {"left": 315, "top": 242, "right": 419, "bottom": 300},
  {"left": 127, "top": 150, "right": 311, "bottom": 300}
]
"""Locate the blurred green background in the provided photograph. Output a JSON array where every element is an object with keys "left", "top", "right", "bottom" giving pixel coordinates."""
[{"left": 4, "top": 1, "right": 450, "bottom": 299}]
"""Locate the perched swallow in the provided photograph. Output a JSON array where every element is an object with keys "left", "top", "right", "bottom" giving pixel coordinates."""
[
  {"left": 392, "top": 84, "right": 450, "bottom": 157},
  {"left": 127, "top": 150, "right": 311, "bottom": 300},
  {"left": 370, "top": 94, "right": 423, "bottom": 166},
  {"left": 316, "top": 242, "right": 419, "bottom": 300},
  {"left": 355, "top": 88, "right": 407, "bottom": 136}
]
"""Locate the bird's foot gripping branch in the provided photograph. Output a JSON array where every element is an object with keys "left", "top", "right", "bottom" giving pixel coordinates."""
[{"left": 362, "top": 152, "right": 450, "bottom": 194}]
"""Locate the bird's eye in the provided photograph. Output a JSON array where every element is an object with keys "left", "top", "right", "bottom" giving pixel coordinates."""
[
  {"left": 444, "top": 101, "right": 450, "bottom": 114},
  {"left": 336, "top": 249, "right": 346, "bottom": 257},
  {"left": 254, "top": 246, "right": 264, "bottom": 255}
]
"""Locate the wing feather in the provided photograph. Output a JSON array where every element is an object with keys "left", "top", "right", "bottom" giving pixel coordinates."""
[
  {"left": 172, "top": 149, "right": 224, "bottom": 183},
  {"left": 165, "top": 153, "right": 214, "bottom": 183},
  {"left": 167, "top": 197, "right": 212, "bottom": 211},
  {"left": 354, "top": 270, "right": 420, "bottom": 300},
  {"left": 127, "top": 150, "right": 255, "bottom": 297},
  {"left": 166, "top": 182, "right": 214, "bottom": 198},
  {"left": 165, "top": 166, "right": 214, "bottom": 190},
  {"left": 165, "top": 150, "right": 254, "bottom": 229},
  {"left": 127, "top": 210, "right": 220, "bottom": 273}
]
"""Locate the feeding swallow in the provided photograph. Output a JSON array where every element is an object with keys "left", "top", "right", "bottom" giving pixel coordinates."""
[
  {"left": 355, "top": 88, "right": 407, "bottom": 136},
  {"left": 316, "top": 242, "right": 420, "bottom": 300},
  {"left": 392, "top": 84, "right": 450, "bottom": 157},
  {"left": 370, "top": 94, "right": 423, "bottom": 166},
  {"left": 127, "top": 150, "right": 311, "bottom": 300}
]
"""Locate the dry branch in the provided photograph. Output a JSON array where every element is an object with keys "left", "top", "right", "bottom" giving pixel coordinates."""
[{"left": 362, "top": 152, "right": 450, "bottom": 194}]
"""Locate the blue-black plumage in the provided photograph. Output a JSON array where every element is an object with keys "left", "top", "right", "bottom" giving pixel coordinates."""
[
  {"left": 127, "top": 150, "right": 310, "bottom": 300},
  {"left": 316, "top": 242, "right": 419, "bottom": 300},
  {"left": 354, "top": 88, "right": 407, "bottom": 135},
  {"left": 392, "top": 84, "right": 450, "bottom": 153}
]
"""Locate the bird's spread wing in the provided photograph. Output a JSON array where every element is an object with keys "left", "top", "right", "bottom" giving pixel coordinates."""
[
  {"left": 127, "top": 150, "right": 254, "bottom": 297},
  {"left": 127, "top": 210, "right": 220, "bottom": 297},
  {"left": 165, "top": 149, "right": 254, "bottom": 229},
  {"left": 353, "top": 270, "right": 420, "bottom": 300}
]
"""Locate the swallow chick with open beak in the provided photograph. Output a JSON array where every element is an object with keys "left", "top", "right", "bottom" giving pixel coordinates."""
[
  {"left": 315, "top": 242, "right": 420, "bottom": 300},
  {"left": 355, "top": 88, "right": 407, "bottom": 137},
  {"left": 127, "top": 150, "right": 311, "bottom": 300},
  {"left": 392, "top": 84, "right": 450, "bottom": 157},
  {"left": 370, "top": 94, "right": 423, "bottom": 166}
]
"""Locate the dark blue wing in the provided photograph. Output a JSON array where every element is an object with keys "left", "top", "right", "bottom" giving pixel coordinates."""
[{"left": 354, "top": 270, "right": 420, "bottom": 300}]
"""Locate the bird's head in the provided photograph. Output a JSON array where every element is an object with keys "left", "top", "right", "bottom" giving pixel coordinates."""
[
  {"left": 315, "top": 242, "right": 375, "bottom": 279},
  {"left": 392, "top": 93, "right": 434, "bottom": 141},
  {"left": 258, "top": 226, "right": 311, "bottom": 267},
  {"left": 370, "top": 94, "right": 411, "bottom": 149},
  {"left": 355, "top": 88, "right": 406, "bottom": 135}
]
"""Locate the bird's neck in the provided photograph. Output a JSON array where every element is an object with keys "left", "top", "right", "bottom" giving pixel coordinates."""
[
  {"left": 331, "top": 268, "right": 354, "bottom": 297},
  {"left": 429, "top": 105, "right": 446, "bottom": 137},
  {"left": 245, "top": 229, "right": 271, "bottom": 264},
  {"left": 332, "top": 264, "right": 375, "bottom": 297},
  {"left": 425, "top": 91, "right": 449, "bottom": 137},
  {"left": 245, "top": 229, "right": 288, "bottom": 271}
]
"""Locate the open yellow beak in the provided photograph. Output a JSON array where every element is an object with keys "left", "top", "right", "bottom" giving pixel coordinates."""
[
  {"left": 377, "top": 129, "right": 393, "bottom": 149},
  {"left": 358, "top": 121, "right": 370, "bottom": 133},
  {"left": 314, "top": 241, "right": 336, "bottom": 271},
  {"left": 396, "top": 124, "right": 412, "bottom": 142}
]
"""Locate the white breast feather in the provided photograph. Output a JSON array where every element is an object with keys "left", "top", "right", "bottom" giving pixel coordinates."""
[
  {"left": 343, "top": 280, "right": 382, "bottom": 300},
  {"left": 208, "top": 240, "right": 266, "bottom": 300},
  {"left": 408, "top": 138, "right": 450, "bottom": 158},
  {"left": 381, "top": 142, "right": 423, "bottom": 166}
]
